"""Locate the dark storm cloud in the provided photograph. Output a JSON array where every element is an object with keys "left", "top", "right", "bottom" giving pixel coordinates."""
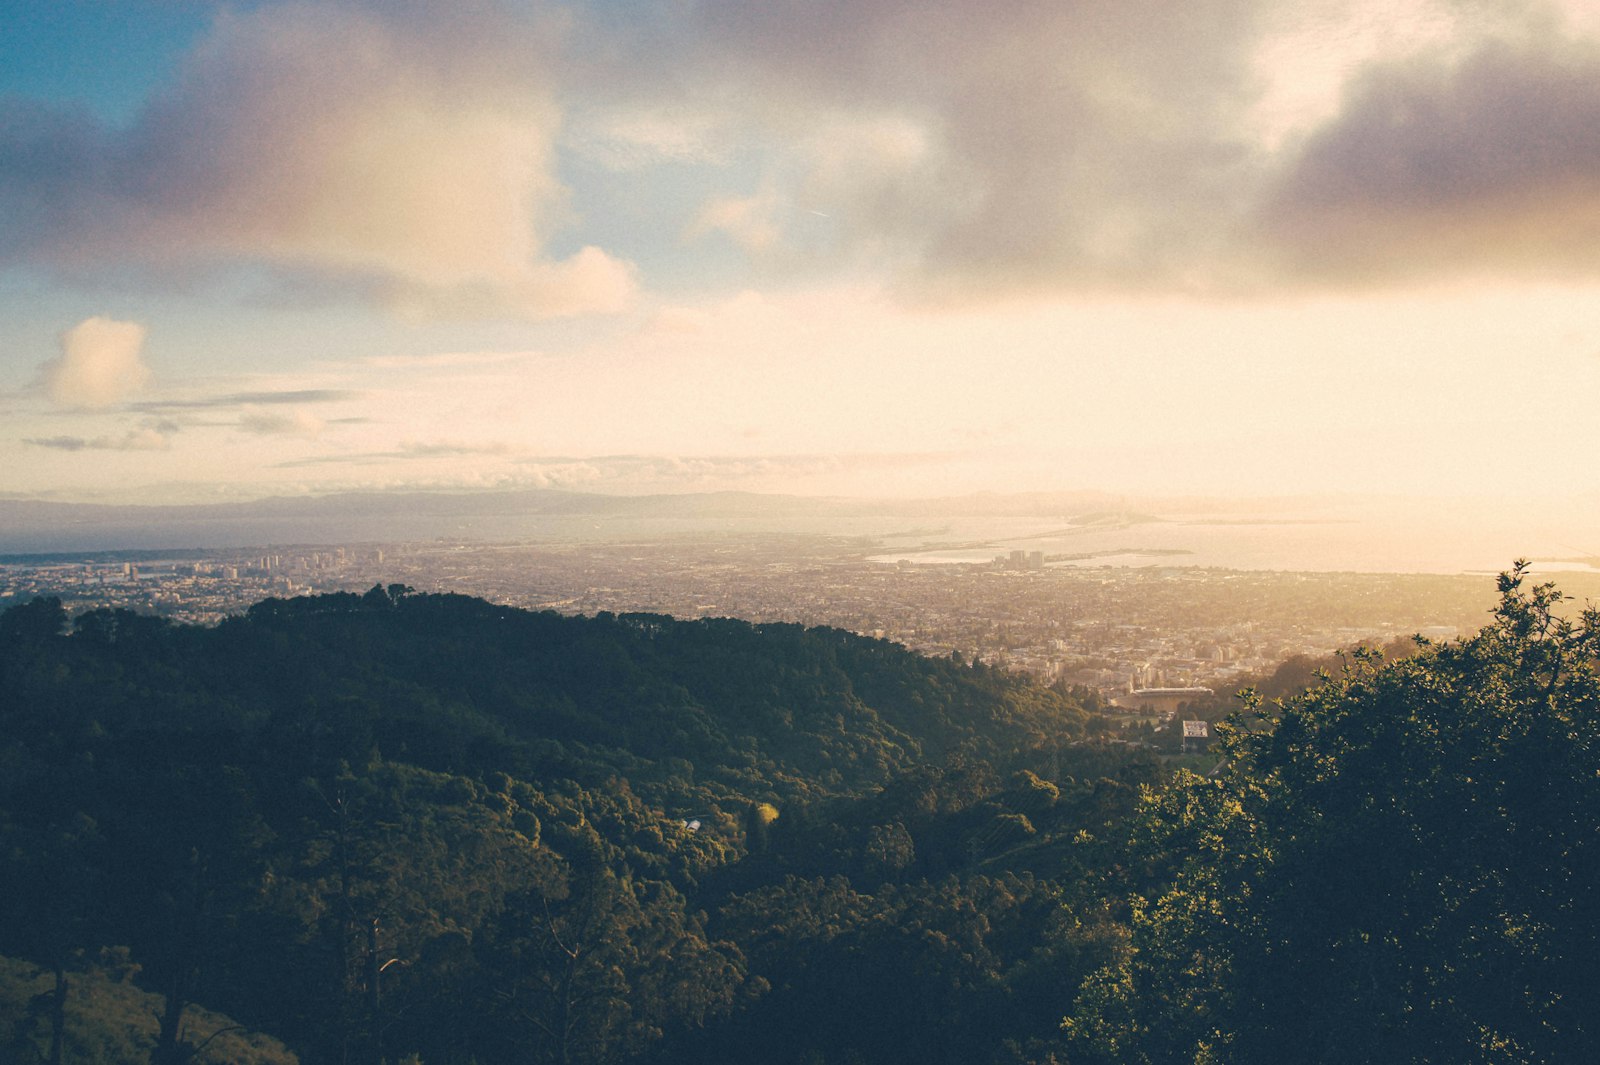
[{"left": 1258, "top": 39, "right": 1600, "bottom": 284}]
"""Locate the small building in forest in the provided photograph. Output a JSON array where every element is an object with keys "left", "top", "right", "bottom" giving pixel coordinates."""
[
  {"left": 1181, "top": 719, "right": 1212, "bottom": 754},
  {"left": 1111, "top": 686, "right": 1213, "bottom": 717}
]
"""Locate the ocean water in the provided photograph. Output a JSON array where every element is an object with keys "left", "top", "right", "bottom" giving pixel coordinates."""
[{"left": 864, "top": 506, "right": 1600, "bottom": 577}]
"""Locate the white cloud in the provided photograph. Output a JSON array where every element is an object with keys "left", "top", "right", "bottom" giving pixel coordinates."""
[
  {"left": 588, "top": 0, "right": 1600, "bottom": 296},
  {"left": 0, "top": 1, "right": 636, "bottom": 319},
  {"left": 5, "top": 0, "right": 1599, "bottom": 314},
  {"left": 656, "top": 0, "right": 1271, "bottom": 294},
  {"left": 38, "top": 317, "right": 151, "bottom": 409},
  {"left": 115, "top": 426, "right": 178, "bottom": 451},
  {"left": 513, "top": 246, "right": 639, "bottom": 317},
  {"left": 686, "top": 193, "right": 784, "bottom": 252}
]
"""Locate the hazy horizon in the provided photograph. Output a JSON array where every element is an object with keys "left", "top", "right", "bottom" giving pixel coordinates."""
[
  {"left": 4, "top": 483, "right": 1599, "bottom": 579},
  {"left": 5, "top": 1, "right": 1600, "bottom": 526}
]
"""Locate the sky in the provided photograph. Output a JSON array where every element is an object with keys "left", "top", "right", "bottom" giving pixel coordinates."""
[{"left": 4, "top": 0, "right": 1600, "bottom": 509}]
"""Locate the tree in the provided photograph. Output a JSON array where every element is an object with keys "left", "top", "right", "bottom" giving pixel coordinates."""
[
  {"left": 744, "top": 802, "right": 779, "bottom": 854},
  {"left": 475, "top": 819, "right": 744, "bottom": 1065},
  {"left": 0, "top": 813, "right": 103, "bottom": 1065},
  {"left": 0, "top": 597, "right": 66, "bottom": 647},
  {"left": 1069, "top": 564, "right": 1600, "bottom": 1065}
]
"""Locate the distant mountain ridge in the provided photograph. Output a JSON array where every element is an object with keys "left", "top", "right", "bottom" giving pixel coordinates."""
[{"left": 0, "top": 485, "right": 1324, "bottom": 553}]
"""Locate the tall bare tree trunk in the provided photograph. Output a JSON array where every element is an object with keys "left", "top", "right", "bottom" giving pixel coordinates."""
[
  {"left": 47, "top": 965, "right": 67, "bottom": 1065},
  {"left": 153, "top": 980, "right": 189, "bottom": 1065}
]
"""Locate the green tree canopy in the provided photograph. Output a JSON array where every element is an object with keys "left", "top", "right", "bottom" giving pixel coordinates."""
[{"left": 1070, "top": 563, "right": 1600, "bottom": 1065}]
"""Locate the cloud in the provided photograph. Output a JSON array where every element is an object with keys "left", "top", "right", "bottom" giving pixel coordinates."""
[
  {"left": 635, "top": 0, "right": 1273, "bottom": 294},
  {"left": 266, "top": 444, "right": 948, "bottom": 493},
  {"left": 25, "top": 437, "right": 94, "bottom": 452},
  {"left": 273, "top": 438, "right": 512, "bottom": 468},
  {"left": 1256, "top": 38, "right": 1600, "bottom": 284},
  {"left": 381, "top": 246, "right": 637, "bottom": 320},
  {"left": 686, "top": 193, "right": 784, "bottom": 252},
  {"left": 0, "top": 1, "right": 635, "bottom": 318},
  {"left": 27, "top": 419, "right": 178, "bottom": 452},
  {"left": 239, "top": 408, "right": 327, "bottom": 437},
  {"left": 358, "top": 351, "right": 530, "bottom": 370},
  {"left": 583, "top": 0, "right": 1600, "bottom": 296},
  {"left": 567, "top": 106, "right": 733, "bottom": 170},
  {"left": 7, "top": 0, "right": 1598, "bottom": 305},
  {"left": 37, "top": 317, "right": 151, "bottom": 408},
  {"left": 514, "top": 451, "right": 956, "bottom": 491},
  {"left": 131, "top": 388, "right": 360, "bottom": 413}
]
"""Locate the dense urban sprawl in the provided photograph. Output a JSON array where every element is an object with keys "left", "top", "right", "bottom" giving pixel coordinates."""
[{"left": 2, "top": 534, "right": 1543, "bottom": 705}]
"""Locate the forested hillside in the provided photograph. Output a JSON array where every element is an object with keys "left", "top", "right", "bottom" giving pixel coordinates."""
[
  {"left": 0, "top": 587, "right": 1117, "bottom": 1065},
  {"left": 3, "top": 569, "right": 1595, "bottom": 1065}
]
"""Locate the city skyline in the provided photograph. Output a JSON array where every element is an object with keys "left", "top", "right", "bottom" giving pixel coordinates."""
[{"left": 4, "top": 0, "right": 1600, "bottom": 515}]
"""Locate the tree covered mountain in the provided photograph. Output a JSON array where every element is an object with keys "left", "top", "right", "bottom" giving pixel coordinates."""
[
  {"left": 0, "top": 588, "right": 1107, "bottom": 1064},
  {"left": 1065, "top": 565, "right": 1600, "bottom": 1064},
  {"left": 3, "top": 569, "right": 1595, "bottom": 1065}
]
